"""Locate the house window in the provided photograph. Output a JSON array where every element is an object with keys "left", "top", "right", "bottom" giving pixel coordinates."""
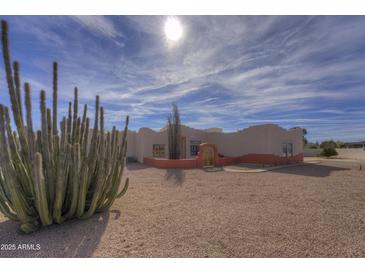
[
  {"left": 282, "top": 143, "right": 287, "bottom": 157},
  {"left": 287, "top": 143, "right": 293, "bottom": 157},
  {"left": 190, "top": 140, "right": 201, "bottom": 156},
  {"left": 282, "top": 143, "right": 293, "bottom": 157},
  {"left": 153, "top": 144, "right": 165, "bottom": 158}
]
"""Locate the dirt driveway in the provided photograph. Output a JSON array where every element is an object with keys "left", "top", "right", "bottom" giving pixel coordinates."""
[{"left": 1, "top": 161, "right": 365, "bottom": 257}]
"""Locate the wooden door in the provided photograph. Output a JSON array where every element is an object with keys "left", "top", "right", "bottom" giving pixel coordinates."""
[{"left": 203, "top": 147, "right": 214, "bottom": 166}]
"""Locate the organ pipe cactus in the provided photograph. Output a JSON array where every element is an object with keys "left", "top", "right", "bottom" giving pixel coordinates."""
[{"left": 0, "top": 20, "right": 129, "bottom": 233}]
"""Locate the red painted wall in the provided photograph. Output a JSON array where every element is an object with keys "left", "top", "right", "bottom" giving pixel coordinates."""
[
  {"left": 144, "top": 153, "right": 303, "bottom": 169},
  {"left": 216, "top": 156, "right": 239, "bottom": 166},
  {"left": 238, "top": 153, "right": 303, "bottom": 165}
]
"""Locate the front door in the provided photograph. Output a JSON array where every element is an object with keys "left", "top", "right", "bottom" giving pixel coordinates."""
[{"left": 203, "top": 147, "right": 215, "bottom": 167}]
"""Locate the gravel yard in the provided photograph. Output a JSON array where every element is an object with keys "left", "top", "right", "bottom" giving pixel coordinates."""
[{"left": 1, "top": 160, "right": 365, "bottom": 257}]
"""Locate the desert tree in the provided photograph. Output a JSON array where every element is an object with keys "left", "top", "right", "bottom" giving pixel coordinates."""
[{"left": 167, "top": 103, "right": 181, "bottom": 159}]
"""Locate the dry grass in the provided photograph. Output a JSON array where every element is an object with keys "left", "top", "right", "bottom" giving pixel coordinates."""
[{"left": 1, "top": 161, "right": 365, "bottom": 257}]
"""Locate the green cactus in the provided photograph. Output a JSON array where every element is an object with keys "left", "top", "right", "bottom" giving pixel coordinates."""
[
  {"left": 52, "top": 62, "right": 58, "bottom": 136},
  {"left": 0, "top": 19, "right": 129, "bottom": 233}
]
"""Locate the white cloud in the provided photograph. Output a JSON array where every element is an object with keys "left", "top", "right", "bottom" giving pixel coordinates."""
[
  {"left": 3, "top": 16, "right": 365, "bottom": 142},
  {"left": 72, "top": 15, "right": 125, "bottom": 45}
]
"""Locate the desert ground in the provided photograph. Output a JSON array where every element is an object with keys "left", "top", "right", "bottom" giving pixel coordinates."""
[{"left": 0, "top": 159, "right": 365, "bottom": 258}]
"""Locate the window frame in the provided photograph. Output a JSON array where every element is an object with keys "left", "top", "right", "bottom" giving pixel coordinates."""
[
  {"left": 282, "top": 143, "right": 294, "bottom": 157},
  {"left": 282, "top": 143, "right": 288, "bottom": 157},
  {"left": 153, "top": 144, "right": 165, "bottom": 158},
  {"left": 287, "top": 143, "right": 293, "bottom": 157},
  {"left": 190, "top": 140, "right": 201, "bottom": 156}
]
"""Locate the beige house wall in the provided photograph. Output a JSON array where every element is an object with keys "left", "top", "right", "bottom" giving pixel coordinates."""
[
  {"left": 125, "top": 124, "right": 303, "bottom": 163},
  {"left": 126, "top": 130, "right": 137, "bottom": 158},
  {"left": 181, "top": 126, "right": 207, "bottom": 159},
  {"left": 206, "top": 124, "right": 302, "bottom": 157},
  {"left": 135, "top": 128, "right": 169, "bottom": 163}
]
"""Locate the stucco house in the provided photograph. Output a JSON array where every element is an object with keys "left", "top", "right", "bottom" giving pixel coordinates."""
[{"left": 125, "top": 124, "right": 304, "bottom": 168}]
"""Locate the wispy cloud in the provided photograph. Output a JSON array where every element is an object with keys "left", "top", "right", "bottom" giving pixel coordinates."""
[
  {"left": 0, "top": 16, "right": 365, "bottom": 142},
  {"left": 71, "top": 16, "right": 125, "bottom": 46}
]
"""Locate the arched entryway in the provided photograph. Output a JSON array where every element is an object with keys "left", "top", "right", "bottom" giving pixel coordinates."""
[
  {"left": 197, "top": 143, "right": 218, "bottom": 167},
  {"left": 202, "top": 146, "right": 215, "bottom": 166}
]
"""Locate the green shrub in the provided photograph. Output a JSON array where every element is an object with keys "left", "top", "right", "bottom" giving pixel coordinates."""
[
  {"left": 320, "top": 140, "right": 336, "bottom": 149},
  {"left": 0, "top": 20, "right": 129, "bottom": 233},
  {"left": 320, "top": 147, "right": 338, "bottom": 157}
]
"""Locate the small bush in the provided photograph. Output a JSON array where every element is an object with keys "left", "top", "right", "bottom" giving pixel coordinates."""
[
  {"left": 320, "top": 147, "right": 338, "bottom": 157},
  {"left": 320, "top": 140, "right": 336, "bottom": 149}
]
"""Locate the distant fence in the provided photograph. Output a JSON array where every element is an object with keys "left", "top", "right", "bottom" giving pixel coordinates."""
[
  {"left": 336, "top": 148, "right": 365, "bottom": 160},
  {"left": 304, "top": 148, "right": 365, "bottom": 160},
  {"left": 304, "top": 148, "right": 321, "bottom": 157}
]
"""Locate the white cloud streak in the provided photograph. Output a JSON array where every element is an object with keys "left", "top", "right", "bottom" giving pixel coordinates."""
[{"left": 2, "top": 16, "right": 365, "bottom": 142}]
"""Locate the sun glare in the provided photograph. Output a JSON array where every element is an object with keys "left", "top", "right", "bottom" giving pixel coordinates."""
[{"left": 164, "top": 17, "right": 183, "bottom": 42}]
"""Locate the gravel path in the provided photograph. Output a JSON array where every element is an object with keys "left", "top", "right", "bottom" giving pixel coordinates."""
[{"left": 1, "top": 161, "right": 365, "bottom": 257}]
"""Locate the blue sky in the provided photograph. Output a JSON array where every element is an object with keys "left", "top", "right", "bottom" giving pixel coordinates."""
[{"left": 0, "top": 16, "right": 365, "bottom": 142}]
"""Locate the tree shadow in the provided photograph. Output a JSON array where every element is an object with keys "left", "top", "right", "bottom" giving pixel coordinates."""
[
  {"left": 164, "top": 169, "right": 186, "bottom": 185},
  {"left": 0, "top": 211, "right": 109, "bottom": 258},
  {"left": 269, "top": 163, "right": 351, "bottom": 177}
]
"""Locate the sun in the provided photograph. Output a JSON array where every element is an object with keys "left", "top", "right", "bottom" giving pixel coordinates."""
[{"left": 164, "top": 17, "right": 183, "bottom": 42}]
